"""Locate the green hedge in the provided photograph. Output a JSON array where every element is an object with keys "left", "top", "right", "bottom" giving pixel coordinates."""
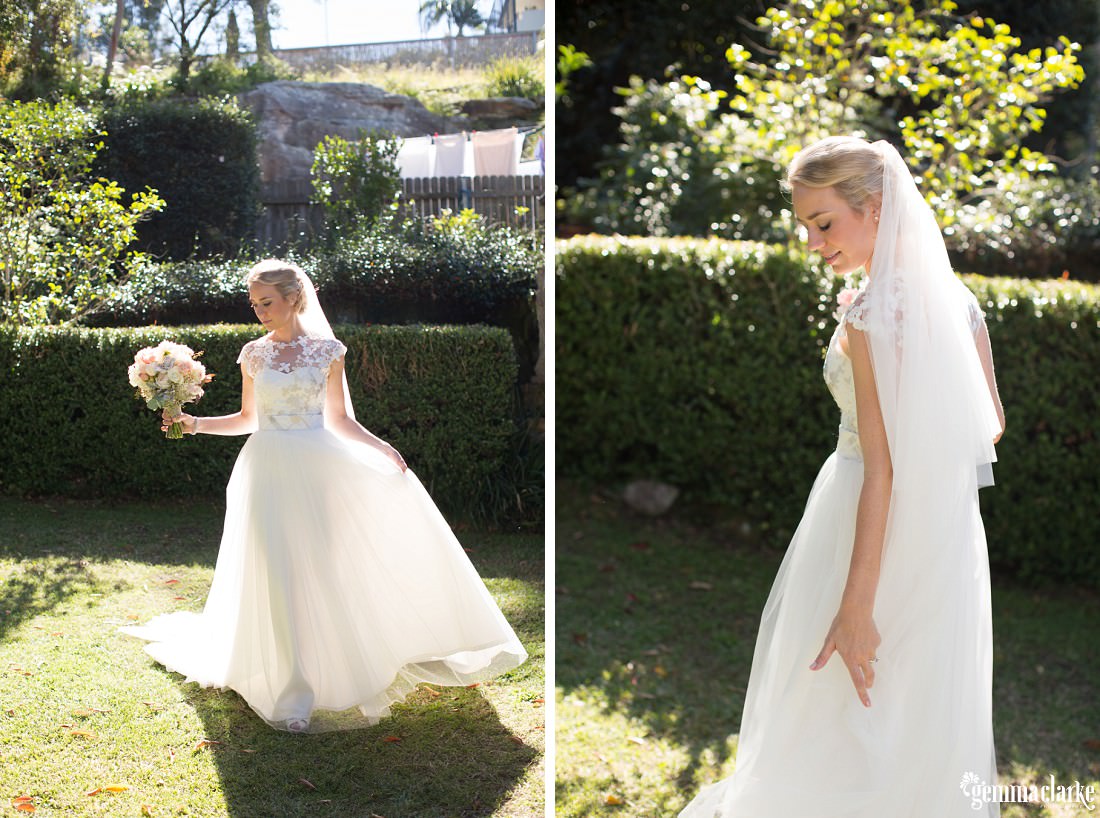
[
  {"left": 93, "top": 96, "right": 259, "bottom": 259},
  {"left": 557, "top": 236, "right": 1100, "bottom": 588},
  {"left": 0, "top": 323, "right": 522, "bottom": 521},
  {"left": 82, "top": 222, "right": 541, "bottom": 380}
]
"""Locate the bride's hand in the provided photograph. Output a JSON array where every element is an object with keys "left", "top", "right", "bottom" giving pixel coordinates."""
[
  {"left": 809, "top": 608, "right": 881, "bottom": 707},
  {"left": 384, "top": 443, "right": 407, "bottom": 472},
  {"left": 161, "top": 410, "right": 196, "bottom": 435}
]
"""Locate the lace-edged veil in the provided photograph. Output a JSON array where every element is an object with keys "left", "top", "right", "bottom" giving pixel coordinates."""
[
  {"left": 296, "top": 268, "right": 357, "bottom": 421},
  {"left": 857, "top": 140, "right": 1001, "bottom": 582}
]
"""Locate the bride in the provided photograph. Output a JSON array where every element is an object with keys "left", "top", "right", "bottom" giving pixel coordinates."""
[
  {"left": 679, "top": 137, "right": 1005, "bottom": 816},
  {"left": 123, "top": 259, "right": 527, "bottom": 733}
]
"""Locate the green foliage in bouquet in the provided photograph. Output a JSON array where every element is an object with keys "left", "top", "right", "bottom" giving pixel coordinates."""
[
  {"left": 556, "top": 236, "right": 1100, "bottom": 589},
  {"left": 0, "top": 324, "right": 527, "bottom": 524},
  {"left": 0, "top": 98, "right": 164, "bottom": 325}
]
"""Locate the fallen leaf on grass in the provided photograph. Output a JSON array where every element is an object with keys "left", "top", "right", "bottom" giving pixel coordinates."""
[
  {"left": 141, "top": 805, "right": 154, "bottom": 816},
  {"left": 532, "top": 698, "right": 544, "bottom": 705},
  {"left": 382, "top": 735, "right": 401, "bottom": 743},
  {"left": 163, "top": 579, "right": 180, "bottom": 585},
  {"left": 68, "top": 729, "right": 96, "bottom": 738},
  {"left": 627, "top": 736, "right": 647, "bottom": 745},
  {"left": 605, "top": 794, "right": 624, "bottom": 805},
  {"left": 508, "top": 735, "right": 524, "bottom": 745},
  {"left": 465, "top": 682, "right": 480, "bottom": 689},
  {"left": 193, "top": 739, "right": 221, "bottom": 751},
  {"left": 1083, "top": 739, "right": 1100, "bottom": 751},
  {"left": 629, "top": 541, "right": 651, "bottom": 551},
  {"left": 689, "top": 580, "right": 713, "bottom": 591},
  {"left": 11, "top": 667, "right": 33, "bottom": 677},
  {"left": 298, "top": 778, "right": 316, "bottom": 791},
  {"left": 125, "top": 614, "right": 139, "bottom": 621},
  {"left": 421, "top": 685, "right": 442, "bottom": 698},
  {"left": 85, "top": 786, "right": 129, "bottom": 796},
  {"left": 10, "top": 795, "right": 35, "bottom": 812},
  {"left": 142, "top": 701, "right": 164, "bottom": 711},
  {"left": 172, "top": 597, "right": 186, "bottom": 601},
  {"left": 167, "top": 748, "right": 176, "bottom": 762}
]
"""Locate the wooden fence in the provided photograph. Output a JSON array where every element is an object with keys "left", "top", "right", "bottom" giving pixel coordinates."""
[{"left": 256, "top": 175, "right": 545, "bottom": 249}]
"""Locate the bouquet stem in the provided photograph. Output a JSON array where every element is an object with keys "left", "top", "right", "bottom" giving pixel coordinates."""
[{"left": 165, "top": 421, "right": 184, "bottom": 440}]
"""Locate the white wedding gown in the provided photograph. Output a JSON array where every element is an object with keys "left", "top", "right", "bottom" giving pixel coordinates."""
[
  {"left": 679, "top": 309, "right": 999, "bottom": 817},
  {"left": 123, "top": 335, "right": 527, "bottom": 732}
]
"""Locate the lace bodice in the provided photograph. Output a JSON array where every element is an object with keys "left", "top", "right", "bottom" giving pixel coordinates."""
[
  {"left": 237, "top": 335, "right": 346, "bottom": 430},
  {"left": 824, "top": 289, "right": 986, "bottom": 461}
]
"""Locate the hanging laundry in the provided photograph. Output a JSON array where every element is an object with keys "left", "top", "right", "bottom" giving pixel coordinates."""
[
  {"left": 434, "top": 132, "right": 466, "bottom": 177},
  {"left": 472, "top": 127, "right": 518, "bottom": 176},
  {"left": 397, "top": 136, "right": 434, "bottom": 178}
]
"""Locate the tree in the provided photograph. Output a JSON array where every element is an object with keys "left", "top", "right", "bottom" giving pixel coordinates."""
[
  {"left": 103, "top": 0, "right": 124, "bottom": 86},
  {"left": 249, "top": 0, "right": 271, "bottom": 59},
  {"left": 224, "top": 6, "right": 239, "bottom": 57},
  {"left": 418, "top": 0, "right": 485, "bottom": 38},
  {"left": 1, "top": 0, "right": 81, "bottom": 97},
  {"left": 0, "top": 99, "right": 164, "bottom": 324},
  {"left": 161, "top": 0, "right": 236, "bottom": 83},
  {"left": 573, "top": 0, "right": 1089, "bottom": 271}
]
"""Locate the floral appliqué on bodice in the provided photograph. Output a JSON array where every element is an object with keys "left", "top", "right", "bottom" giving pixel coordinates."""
[
  {"left": 237, "top": 335, "right": 347, "bottom": 430},
  {"left": 823, "top": 289, "right": 985, "bottom": 461}
]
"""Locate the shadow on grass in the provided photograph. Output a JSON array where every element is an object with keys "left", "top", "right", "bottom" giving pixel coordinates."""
[
  {"left": 0, "top": 557, "right": 106, "bottom": 642},
  {"left": 178, "top": 683, "right": 536, "bottom": 818},
  {"left": 556, "top": 481, "right": 1100, "bottom": 810}
]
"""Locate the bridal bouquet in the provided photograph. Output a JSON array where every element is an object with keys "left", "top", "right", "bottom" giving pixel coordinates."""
[{"left": 128, "top": 341, "right": 214, "bottom": 439}]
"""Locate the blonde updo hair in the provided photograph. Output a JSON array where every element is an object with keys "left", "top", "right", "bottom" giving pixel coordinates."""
[
  {"left": 785, "top": 136, "right": 884, "bottom": 214},
  {"left": 245, "top": 258, "right": 307, "bottom": 313}
]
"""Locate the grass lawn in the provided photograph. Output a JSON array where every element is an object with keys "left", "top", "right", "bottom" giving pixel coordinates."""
[
  {"left": 0, "top": 496, "right": 544, "bottom": 817},
  {"left": 556, "top": 482, "right": 1100, "bottom": 817}
]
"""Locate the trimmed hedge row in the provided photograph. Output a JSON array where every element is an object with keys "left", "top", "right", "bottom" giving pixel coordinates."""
[
  {"left": 0, "top": 323, "right": 520, "bottom": 521},
  {"left": 82, "top": 222, "right": 542, "bottom": 381},
  {"left": 557, "top": 236, "right": 1100, "bottom": 588}
]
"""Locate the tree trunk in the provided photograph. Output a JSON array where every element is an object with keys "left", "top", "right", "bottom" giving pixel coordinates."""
[
  {"left": 250, "top": 0, "right": 272, "bottom": 59},
  {"left": 103, "top": 0, "right": 124, "bottom": 87}
]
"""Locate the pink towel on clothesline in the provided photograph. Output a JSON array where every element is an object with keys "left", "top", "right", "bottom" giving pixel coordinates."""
[{"left": 472, "top": 128, "right": 518, "bottom": 176}]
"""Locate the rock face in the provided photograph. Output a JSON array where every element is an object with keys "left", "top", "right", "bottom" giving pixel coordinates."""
[
  {"left": 238, "top": 81, "right": 459, "bottom": 189},
  {"left": 459, "top": 96, "right": 540, "bottom": 124}
]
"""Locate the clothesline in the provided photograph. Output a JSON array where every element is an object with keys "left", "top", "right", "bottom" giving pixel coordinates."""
[{"left": 394, "top": 126, "right": 545, "bottom": 180}]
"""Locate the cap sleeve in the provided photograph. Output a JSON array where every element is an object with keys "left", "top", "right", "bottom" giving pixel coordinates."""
[
  {"left": 237, "top": 339, "right": 261, "bottom": 378},
  {"left": 843, "top": 291, "right": 870, "bottom": 332}
]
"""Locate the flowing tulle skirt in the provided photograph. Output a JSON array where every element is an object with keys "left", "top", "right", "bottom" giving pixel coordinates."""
[
  {"left": 679, "top": 452, "right": 998, "bottom": 817},
  {"left": 123, "top": 428, "right": 527, "bottom": 732}
]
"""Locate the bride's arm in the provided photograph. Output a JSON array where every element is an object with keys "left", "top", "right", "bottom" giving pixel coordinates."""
[
  {"left": 160, "top": 363, "right": 259, "bottom": 436},
  {"left": 323, "top": 356, "right": 407, "bottom": 471},
  {"left": 973, "top": 320, "right": 1005, "bottom": 443},
  {"left": 810, "top": 325, "right": 887, "bottom": 708}
]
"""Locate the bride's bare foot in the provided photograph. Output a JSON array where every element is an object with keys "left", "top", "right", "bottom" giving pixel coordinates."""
[{"left": 286, "top": 718, "right": 309, "bottom": 733}]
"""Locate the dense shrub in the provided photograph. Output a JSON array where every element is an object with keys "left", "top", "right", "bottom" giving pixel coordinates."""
[
  {"left": 83, "top": 219, "right": 542, "bottom": 379},
  {"left": 0, "top": 323, "right": 526, "bottom": 522},
  {"left": 557, "top": 236, "right": 1100, "bottom": 588},
  {"left": 94, "top": 96, "right": 259, "bottom": 260},
  {"left": 483, "top": 55, "right": 545, "bottom": 103}
]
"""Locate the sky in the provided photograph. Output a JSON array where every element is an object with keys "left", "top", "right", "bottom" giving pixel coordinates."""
[{"left": 270, "top": 0, "right": 493, "bottom": 50}]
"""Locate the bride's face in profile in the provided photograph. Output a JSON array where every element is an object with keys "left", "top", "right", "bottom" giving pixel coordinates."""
[
  {"left": 791, "top": 184, "right": 879, "bottom": 275},
  {"left": 249, "top": 282, "right": 297, "bottom": 334}
]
